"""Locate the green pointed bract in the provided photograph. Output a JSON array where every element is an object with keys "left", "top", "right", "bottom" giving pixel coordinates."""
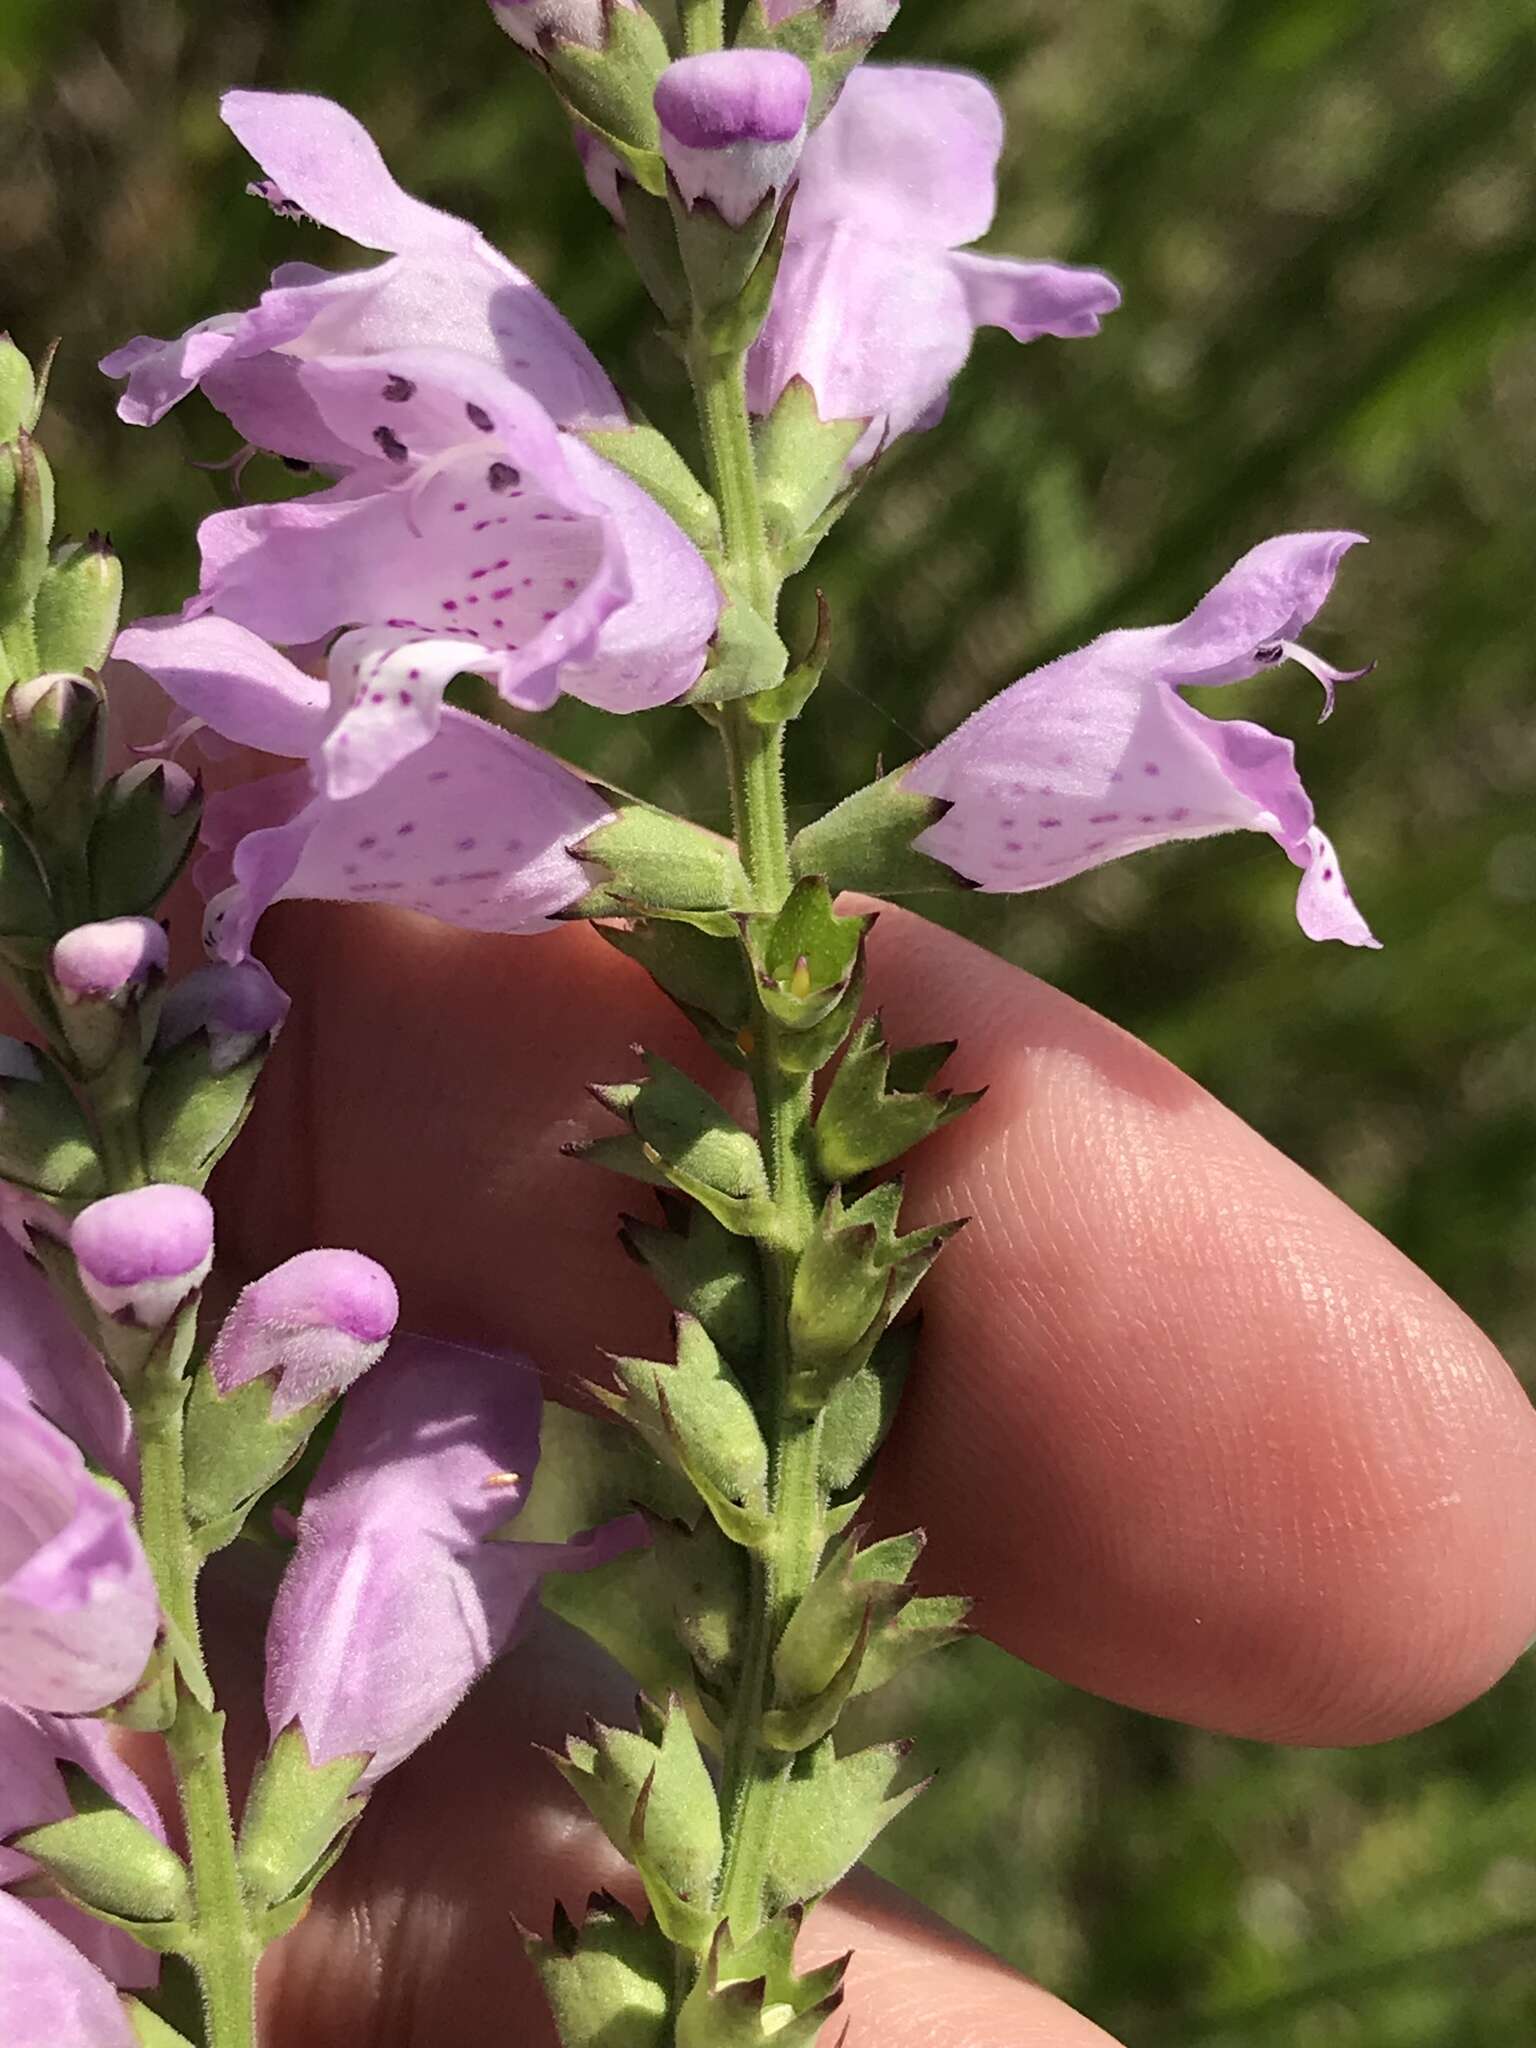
[
  {"left": 671, "top": 183, "right": 785, "bottom": 329},
  {"left": 644, "top": 1507, "right": 748, "bottom": 1689},
  {"left": 764, "top": 1739, "right": 928, "bottom": 1912},
  {"left": 599, "top": 1313, "right": 769, "bottom": 1511},
  {"left": 818, "top": 1319, "right": 917, "bottom": 1495},
  {"left": 579, "top": 425, "right": 720, "bottom": 555},
  {"left": 754, "top": 876, "right": 867, "bottom": 1032},
  {"left": 570, "top": 797, "right": 752, "bottom": 921},
  {"left": 125, "top": 2001, "right": 198, "bottom": 2048},
  {"left": 543, "top": 1546, "right": 698, "bottom": 1701},
  {"left": 816, "top": 1010, "right": 982, "bottom": 1181},
  {"left": 683, "top": 584, "right": 789, "bottom": 707},
  {"left": 236, "top": 1726, "right": 368, "bottom": 1908},
  {"left": 16, "top": 1794, "right": 191, "bottom": 1924},
  {"left": 787, "top": 1193, "right": 889, "bottom": 1375},
  {"left": 88, "top": 763, "right": 202, "bottom": 919},
  {"left": 546, "top": 3, "right": 671, "bottom": 161},
  {"left": 0, "top": 334, "right": 37, "bottom": 443},
  {"left": 0, "top": 807, "right": 54, "bottom": 943},
  {"left": 771, "top": 1527, "right": 922, "bottom": 1709},
  {"left": 140, "top": 1036, "right": 269, "bottom": 1189},
  {"left": 593, "top": 1051, "right": 777, "bottom": 1237},
  {"left": 565, "top": 1128, "right": 675, "bottom": 1187},
  {"left": 0, "top": 432, "right": 54, "bottom": 660},
  {"left": 851, "top": 1593, "right": 972, "bottom": 1700},
  {"left": 760, "top": 1604, "right": 871, "bottom": 1754},
  {"left": 618, "top": 1200, "right": 762, "bottom": 1366},
  {"left": 616, "top": 180, "right": 692, "bottom": 324},
  {"left": 0, "top": 1051, "right": 102, "bottom": 1197},
  {"left": 755, "top": 378, "right": 867, "bottom": 564},
  {"left": 788, "top": 765, "right": 966, "bottom": 901},
  {"left": 743, "top": 588, "right": 831, "bottom": 728},
  {"left": 32, "top": 534, "right": 122, "bottom": 676},
  {"left": 554, "top": 1695, "right": 723, "bottom": 1908},
  {"left": 3, "top": 669, "right": 103, "bottom": 828},
  {"left": 598, "top": 918, "right": 750, "bottom": 1048},
  {"left": 183, "top": 1365, "right": 331, "bottom": 1547},
  {"left": 529, "top": 1892, "right": 673, "bottom": 2048}
]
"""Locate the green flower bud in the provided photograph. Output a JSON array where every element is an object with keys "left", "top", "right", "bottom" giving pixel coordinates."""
[
  {"left": 87, "top": 759, "right": 202, "bottom": 918},
  {"left": 32, "top": 533, "right": 123, "bottom": 675},
  {"left": 3, "top": 669, "right": 103, "bottom": 818},
  {"left": 0, "top": 433, "right": 55, "bottom": 656},
  {"left": 0, "top": 333, "right": 37, "bottom": 443}
]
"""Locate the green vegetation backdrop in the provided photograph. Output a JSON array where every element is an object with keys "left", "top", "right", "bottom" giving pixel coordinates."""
[{"left": 4, "top": 0, "right": 1534, "bottom": 2038}]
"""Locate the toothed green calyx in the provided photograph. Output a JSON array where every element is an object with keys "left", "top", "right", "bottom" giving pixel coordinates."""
[
  {"left": 0, "top": 809, "right": 55, "bottom": 947},
  {"left": 32, "top": 532, "right": 122, "bottom": 675},
  {"left": 617, "top": 1199, "right": 763, "bottom": 1365},
  {"left": 552, "top": 1694, "right": 723, "bottom": 1910},
  {"left": 125, "top": 2001, "right": 199, "bottom": 2048},
  {"left": 0, "top": 333, "right": 37, "bottom": 442},
  {"left": 596, "top": 1313, "right": 770, "bottom": 1518},
  {"left": 598, "top": 918, "right": 750, "bottom": 1058},
  {"left": 771, "top": 1526, "right": 922, "bottom": 1709},
  {"left": 578, "top": 425, "right": 720, "bottom": 554},
  {"left": 752, "top": 875, "right": 868, "bottom": 1031},
  {"left": 3, "top": 669, "right": 102, "bottom": 823},
  {"left": 547, "top": 5, "right": 673, "bottom": 168},
  {"left": 0, "top": 1042, "right": 102, "bottom": 1196},
  {"left": 818, "top": 1319, "right": 917, "bottom": 1494},
  {"left": 787, "top": 1183, "right": 959, "bottom": 1395},
  {"left": 236, "top": 1726, "right": 368, "bottom": 1908},
  {"left": 764, "top": 1738, "right": 928, "bottom": 1912},
  {"left": 140, "top": 1035, "right": 268, "bottom": 1189},
  {"left": 642, "top": 1506, "right": 749, "bottom": 1689},
  {"left": 15, "top": 1778, "right": 191, "bottom": 1923},
  {"left": 591, "top": 1051, "right": 778, "bottom": 1238},
  {"left": 743, "top": 587, "right": 831, "bottom": 726},
  {"left": 851, "top": 1593, "right": 973, "bottom": 1699},
  {"left": 755, "top": 377, "right": 867, "bottom": 563},
  {"left": 684, "top": 583, "right": 790, "bottom": 707},
  {"left": 182, "top": 1366, "right": 333, "bottom": 1549},
  {"left": 88, "top": 761, "right": 202, "bottom": 919},
  {"left": 527, "top": 1890, "right": 672, "bottom": 2048},
  {"left": 571, "top": 798, "right": 752, "bottom": 922},
  {"left": 0, "top": 432, "right": 54, "bottom": 662},
  {"left": 816, "top": 1010, "right": 983, "bottom": 1181},
  {"left": 789, "top": 765, "right": 964, "bottom": 901}
]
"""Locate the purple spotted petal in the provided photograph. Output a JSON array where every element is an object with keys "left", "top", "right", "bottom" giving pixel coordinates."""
[
  {"left": 0, "top": 1892, "right": 137, "bottom": 2047},
  {"left": 264, "top": 1337, "right": 633, "bottom": 1783},
  {"left": 198, "top": 705, "right": 612, "bottom": 961},
  {"left": 655, "top": 52, "right": 811, "bottom": 228},
  {"left": 0, "top": 1367, "right": 159, "bottom": 1711},
  {"left": 909, "top": 534, "right": 1378, "bottom": 947},
  {"left": 0, "top": 1237, "right": 134, "bottom": 1487},
  {"left": 750, "top": 64, "right": 1119, "bottom": 446}
]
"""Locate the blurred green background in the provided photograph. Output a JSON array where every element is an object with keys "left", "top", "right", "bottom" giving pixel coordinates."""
[{"left": 4, "top": 0, "right": 1535, "bottom": 2038}]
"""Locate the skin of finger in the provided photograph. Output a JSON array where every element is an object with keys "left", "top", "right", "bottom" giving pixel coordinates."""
[
  {"left": 253, "top": 1606, "right": 1120, "bottom": 2048},
  {"left": 218, "top": 899, "right": 1536, "bottom": 1747}
]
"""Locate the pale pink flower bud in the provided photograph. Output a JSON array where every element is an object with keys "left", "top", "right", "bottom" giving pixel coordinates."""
[
  {"left": 71, "top": 1186, "right": 214, "bottom": 1329},
  {"left": 655, "top": 51, "right": 812, "bottom": 227},
  {"left": 50, "top": 919, "right": 168, "bottom": 1004},
  {"left": 210, "top": 1249, "right": 399, "bottom": 1417}
]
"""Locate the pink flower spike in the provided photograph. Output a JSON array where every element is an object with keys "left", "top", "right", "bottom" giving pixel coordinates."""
[
  {"left": 907, "top": 532, "right": 1379, "bottom": 948},
  {"left": 0, "top": 1365, "right": 159, "bottom": 1712},
  {"left": 50, "top": 920, "right": 168, "bottom": 1005},
  {"left": 0, "top": 1892, "right": 137, "bottom": 2047},
  {"left": 263, "top": 1337, "right": 631, "bottom": 1783},
  {"left": 749, "top": 64, "right": 1120, "bottom": 450},
  {"left": 71, "top": 1187, "right": 215, "bottom": 1330},
  {"left": 211, "top": 1250, "right": 399, "bottom": 1418},
  {"left": 656, "top": 51, "right": 812, "bottom": 227}
]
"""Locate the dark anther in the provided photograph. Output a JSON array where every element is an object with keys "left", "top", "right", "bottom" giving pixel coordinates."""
[
  {"left": 487, "top": 461, "right": 521, "bottom": 493},
  {"left": 280, "top": 456, "right": 312, "bottom": 474},
  {"left": 383, "top": 374, "right": 416, "bottom": 403},
  {"left": 373, "top": 425, "right": 410, "bottom": 465},
  {"left": 465, "top": 402, "right": 495, "bottom": 432},
  {"left": 1254, "top": 642, "right": 1283, "bottom": 663}
]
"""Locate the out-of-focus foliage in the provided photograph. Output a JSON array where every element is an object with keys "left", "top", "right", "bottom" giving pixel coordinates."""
[{"left": 3, "top": 0, "right": 1534, "bottom": 2039}]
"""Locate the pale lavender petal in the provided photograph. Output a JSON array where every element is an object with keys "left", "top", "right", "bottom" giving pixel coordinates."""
[
  {"left": 71, "top": 1187, "right": 214, "bottom": 1329},
  {"left": 318, "top": 631, "right": 493, "bottom": 801},
  {"left": 0, "top": 1386, "right": 158, "bottom": 1712},
  {"left": 263, "top": 1338, "right": 547, "bottom": 1781},
  {"left": 0, "top": 1891, "right": 136, "bottom": 2047},
  {"left": 950, "top": 250, "right": 1123, "bottom": 343},
  {"left": 220, "top": 91, "right": 465, "bottom": 254},
  {"left": 574, "top": 129, "right": 625, "bottom": 224},
  {"left": 1289, "top": 826, "right": 1378, "bottom": 948},
  {"left": 155, "top": 958, "right": 290, "bottom": 1066},
  {"left": 791, "top": 64, "right": 1002, "bottom": 245},
  {"left": 552, "top": 441, "right": 721, "bottom": 711},
  {"left": 99, "top": 318, "right": 243, "bottom": 428},
  {"left": 201, "top": 707, "right": 613, "bottom": 961},
  {"left": 0, "top": 1238, "right": 133, "bottom": 1486},
  {"left": 113, "top": 614, "right": 329, "bottom": 758},
  {"left": 210, "top": 1249, "right": 399, "bottom": 1417},
  {"left": 656, "top": 52, "right": 811, "bottom": 227},
  {"left": 1160, "top": 532, "right": 1369, "bottom": 686}
]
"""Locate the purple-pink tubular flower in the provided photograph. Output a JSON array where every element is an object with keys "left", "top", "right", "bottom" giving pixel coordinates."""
[
  {"left": 489, "top": 0, "right": 619, "bottom": 54},
  {"left": 116, "top": 614, "right": 615, "bottom": 960},
  {"left": 50, "top": 920, "right": 168, "bottom": 1005},
  {"left": 0, "top": 1362, "right": 158, "bottom": 1712},
  {"left": 156, "top": 957, "right": 290, "bottom": 1073},
  {"left": 763, "top": 0, "right": 899, "bottom": 47},
  {"left": 210, "top": 1249, "right": 399, "bottom": 1417},
  {"left": 0, "top": 1235, "right": 134, "bottom": 1487},
  {"left": 908, "top": 533, "right": 1379, "bottom": 947},
  {"left": 748, "top": 64, "right": 1121, "bottom": 450},
  {"left": 0, "top": 1892, "right": 138, "bottom": 2047},
  {"left": 264, "top": 1337, "right": 635, "bottom": 1784},
  {"left": 71, "top": 1187, "right": 215, "bottom": 1330},
  {"left": 655, "top": 52, "right": 812, "bottom": 227},
  {"left": 101, "top": 90, "right": 624, "bottom": 438},
  {"left": 1, "top": 1705, "right": 164, "bottom": 1991}
]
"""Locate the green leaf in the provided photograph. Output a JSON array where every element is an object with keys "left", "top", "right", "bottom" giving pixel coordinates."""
[
  {"left": 236, "top": 1725, "right": 368, "bottom": 1909},
  {"left": 765, "top": 1739, "right": 928, "bottom": 1911},
  {"left": 16, "top": 1800, "right": 191, "bottom": 1923}
]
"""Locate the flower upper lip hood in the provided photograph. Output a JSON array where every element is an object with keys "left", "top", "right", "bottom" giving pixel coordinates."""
[
  {"left": 101, "top": 90, "right": 626, "bottom": 440},
  {"left": 748, "top": 63, "right": 1122, "bottom": 449},
  {"left": 908, "top": 532, "right": 1379, "bottom": 947}
]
